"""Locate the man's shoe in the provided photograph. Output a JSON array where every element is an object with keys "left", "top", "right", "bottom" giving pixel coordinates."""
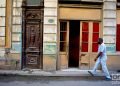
[
  {"left": 105, "top": 78, "right": 111, "bottom": 81},
  {"left": 88, "top": 71, "right": 94, "bottom": 76}
]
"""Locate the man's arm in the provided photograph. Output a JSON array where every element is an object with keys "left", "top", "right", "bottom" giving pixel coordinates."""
[{"left": 94, "top": 52, "right": 103, "bottom": 61}]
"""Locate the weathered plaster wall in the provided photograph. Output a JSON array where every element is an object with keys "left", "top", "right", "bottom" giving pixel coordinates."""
[
  {"left": 59, "top": 8, "right": 101, "bottom": 20},
  {"left": 103, "top": 0, "right": 117, "bottom": 53},
  {"left": 10, "top": 0, "right": 22, "bottom": 69},
  {"left": 0, "top": 0, "right": 22, "bottom": 70},
  {"left": 0, "top": 0, "right": 6, "bottom": 57},
  {"left": 43, "top": 0, "right": 58, "bottom": 71}
]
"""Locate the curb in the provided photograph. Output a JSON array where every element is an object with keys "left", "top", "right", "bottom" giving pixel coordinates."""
[{"left": 0, "top": 70, "right": 107, "bottom": 77}]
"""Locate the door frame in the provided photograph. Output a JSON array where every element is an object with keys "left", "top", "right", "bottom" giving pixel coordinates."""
[
  {"left": 59, "top": 20, "right": 69, "bottom": 69},
  {"left": 59, "top": 20, "right": 81, "bottom": 69},
  {"left": 59, "top": 20, "right": 102, "bottom": 70}
]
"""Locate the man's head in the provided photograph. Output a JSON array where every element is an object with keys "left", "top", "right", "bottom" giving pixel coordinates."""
[{"left": 98, "top": 38, "right": 103, "bottom": 44}]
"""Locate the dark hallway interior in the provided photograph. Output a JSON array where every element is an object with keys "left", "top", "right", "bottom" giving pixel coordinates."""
[{"left": 69, "top": 20, "right": 80, "bottom": 67}]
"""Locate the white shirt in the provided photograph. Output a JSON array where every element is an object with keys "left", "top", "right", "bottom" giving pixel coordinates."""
[{"left": 98, "top": 43, "right": 107, "bottom": 59}]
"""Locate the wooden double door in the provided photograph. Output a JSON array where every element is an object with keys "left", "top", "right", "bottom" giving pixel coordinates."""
[
  {"left": 60, "top": 20, "right": 101, "bottom": 69},
  {"left": 22, "top": 6, "right": 43, "bottom": 69}
]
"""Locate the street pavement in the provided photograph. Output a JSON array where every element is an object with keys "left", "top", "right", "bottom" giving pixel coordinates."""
[{"left": 0, "top": 75, "right": 119, "bottom": 86}]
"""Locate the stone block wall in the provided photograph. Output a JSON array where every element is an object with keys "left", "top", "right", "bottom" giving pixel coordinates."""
[{"left": 43, "top": 0, "right": 58, "bottom": 71}]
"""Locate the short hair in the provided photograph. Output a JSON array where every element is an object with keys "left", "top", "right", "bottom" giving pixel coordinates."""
[{"left": 98, "top": 38, "right": 103, "bottom": 43}]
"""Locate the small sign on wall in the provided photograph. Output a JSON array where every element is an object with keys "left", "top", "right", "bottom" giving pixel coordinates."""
[
  {"left": 106, "top": 44, "right": 116, "bottom": 53},
  {"left": 43, "top": 43, "right": 57, "bottom": 54},
  {"left": 44, "top": 17, "right": 57, "bottom": 25}
]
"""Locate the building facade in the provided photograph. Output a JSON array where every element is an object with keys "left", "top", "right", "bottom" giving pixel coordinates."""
[{"left": 0, "top": 0, "right": 120, "bottom": 71}]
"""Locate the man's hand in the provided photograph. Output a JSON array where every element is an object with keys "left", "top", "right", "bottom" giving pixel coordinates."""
[
  {"left": 94, "top": 52, "right": 102, "bottom": 62},
  {"left": 94, "top": 58, "right": 97, "bottom": 62}
]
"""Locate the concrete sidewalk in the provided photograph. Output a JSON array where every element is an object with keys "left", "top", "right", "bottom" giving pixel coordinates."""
[{"left": 0, "top": 69, "right": 117, "bottom": 77}]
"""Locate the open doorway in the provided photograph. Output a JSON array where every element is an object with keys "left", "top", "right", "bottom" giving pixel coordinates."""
[{"left": 69, "top": 20, "right": 80, "bottom": 68}]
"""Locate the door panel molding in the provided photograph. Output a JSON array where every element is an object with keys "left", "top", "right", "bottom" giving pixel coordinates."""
[
  {"left": 22, "top": 5, "right": 43, "bottom": 69},
  {"left": 80, "top": 21, "right": 101, "bottom": 69}
]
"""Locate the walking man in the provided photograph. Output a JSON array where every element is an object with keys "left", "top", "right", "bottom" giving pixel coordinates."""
[{"left": 88, "top": 38, "right": 111, "bottom": 80}]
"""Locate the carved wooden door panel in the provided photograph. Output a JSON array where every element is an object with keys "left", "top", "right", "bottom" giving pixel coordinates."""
[{"left": 22, "top": 7, "right": 43, "bottom": 69}]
